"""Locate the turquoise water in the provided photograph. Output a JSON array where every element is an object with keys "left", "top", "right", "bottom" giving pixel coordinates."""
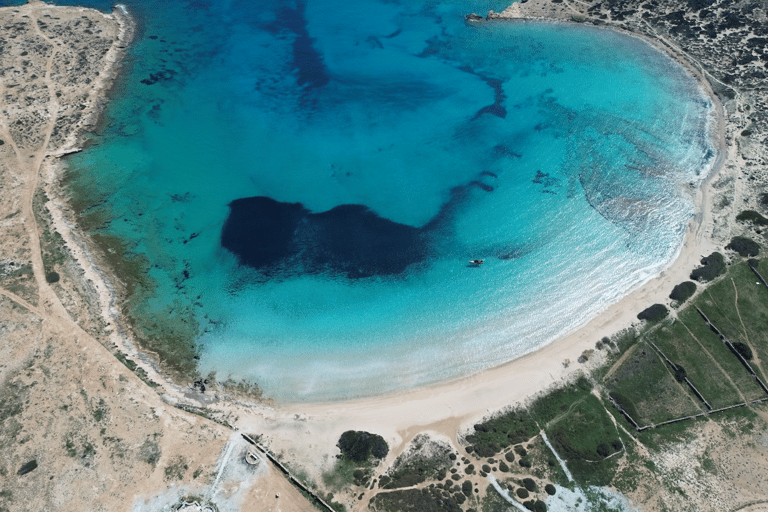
[{"left": 55, "top": 0, "right": 715, "bottom": 401}]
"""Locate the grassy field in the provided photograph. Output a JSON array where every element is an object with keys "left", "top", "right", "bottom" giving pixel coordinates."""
[
  {"left": 697, "top": 261, "right": 768, "bottom": 382},
  {"left": 545, "top": 394, "right": 624, "bottom": 485},
  {"left": 677, "top": 306, "right": 766, "bottom": 402},
  {"left": 604, "top": 343, "right": 704, "bottom": 425},
  {"left": 647, "top": 316, "right": 748, "bottom": 408}
]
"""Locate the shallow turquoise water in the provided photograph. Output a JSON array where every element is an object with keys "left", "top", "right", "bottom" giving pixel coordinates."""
[{"left": 57, "top": 0, "right": 716, "bottom": 401}]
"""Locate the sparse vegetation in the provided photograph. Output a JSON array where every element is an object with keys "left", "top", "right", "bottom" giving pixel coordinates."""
[
  {"left": 164, "top": 455, "right": 188, "bottom": 481},
  {"left": 139, "top": 438, "right": 161, "bottom": 466}
]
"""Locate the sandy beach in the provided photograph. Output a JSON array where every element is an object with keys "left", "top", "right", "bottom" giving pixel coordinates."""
[{"left": 2, "top": 0, "right": 767, "bottom": 510}]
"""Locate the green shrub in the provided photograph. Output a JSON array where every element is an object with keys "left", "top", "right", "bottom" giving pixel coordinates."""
[
  {"left": 517, "top": 487, "right": 529, "bottom": 499},
  {"left": 514, "top": 445, "right": 527, "bottom": 456},
  {"left": 465, "top": 409, "right": 538, "bottom": 456},
  {"left": 690, "top": 252, "right": 726, "bottom": 282},
  {"left": 504, "top": 451, "right": 515, "bottom": 462},
  {"left": 732, "top": 341, "right": 753, "bottom": 360},
  {"left": 736, "top": 210, "right": 768, "bottom": 226},
  {"left": 462, "top": 480, "right": 473, "bottom": 497},
  {"left": 727, "top": 236, "right": 760, "bottom": 257},
  {"left": 471, "top": 442, "right": 499, "bottom": 458},
  {"left": 669, "top": 281, "right": 696, "bottom": 303},
  {"left": 499, "top": 461, "right": 509, "bottom": 472},
  {"left": 596, "top": 443, "right": 611, "bottom": 457},
  {"left": 545, "top": 483, "right": 556, "bottom": 495},
  {"left": 673, "top": 364, "right": 687, "bottom": 383},
  {"left": 17, "top": 460, "right": 37, "bottom": 476},
  {"left": 523, "top": 477, "right": 537, "bottom": 491},
  {"left": 518, "top": 457, "right": 532, "bottom": 468},
  {"left": 482, "top": 464, "right": 491, "bottom": 473},
  {"left": 45, "top": 271, "right": 60, "bottom": 284},
  {"left": 637, "top": 303, "right": 668, "bottom": 322},
  {"left": 337, "top": 430, "right": 388, "bottom": 462}
]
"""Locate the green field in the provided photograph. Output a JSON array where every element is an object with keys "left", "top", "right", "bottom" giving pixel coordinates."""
[
  {"left": 604, "top": 344, "right": 703, "bottom": 425},
  {"left": 697, "top": 261, "right": 768, "bottom": 383},
  {"left": 648, "top": 316, "right": 749, "bottom": 408},
  {"left": 545, "top": 394, "right": 623, "bottom": 485},
  {"left": 676, "top": 306, "right": 766, "bottom": 402}
]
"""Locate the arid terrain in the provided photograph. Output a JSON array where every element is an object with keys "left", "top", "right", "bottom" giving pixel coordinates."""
[{"left": 2, "top": 0, "right": 768, "bottom": 511}]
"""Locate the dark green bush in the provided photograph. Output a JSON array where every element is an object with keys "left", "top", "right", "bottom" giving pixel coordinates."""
[
  {"left": 532, "top": 500, "right": 548, "bottom": 512},
  {"left": 673, "top": 365, "right": 687, "bottom": 383},
  {"left": 517, "top": 487, "right": 529, "bottom": 499},
  {"left": 669, "top": 281, "right": 696, "bottom": 303},
  {"left": 736, "top": 210, "right": 768, "bottom": 226},
  {"left": 545, "top": 483, "right": 556, "bottom": 495},
  {"left": 523, "top": 477, "right": 537, "bottom": 491},
  {"left": 472, "top": 442, "right": 499, "bottom": 458},
  {"left": 499, "top": 461, "right": 509, "bottom": 472},
  {"left": 519, "top": 457, "right": 532, "bottom": 468},
  {"left": 732, "top": 341, "right": 753, "bottom": 360},
  {"left": 482, "top": 464, "right": 491, "bottom": 473},
  {"left": 337, "top": 430, "right": 388, "bottom": 462},
  {"left": 466, "top": 409, "right": 538, "bottom": 456},
  {"left": 45, "top": 271, "right": 60, "bottom": 284},
  {"left": 637, "top": 303, "right": 668, "bottom": 322},
  {"left": 17, "top": 459, "right": 37, "bottom": 475},
  {"left": 690, "top": 252, "right": 726, "bottom": 282},
  {"left": 462, "top": 480, "right": 473, "bottom": 497},
  {"left": 727, "top": 236, "right": 760, "bottom": 257},
  {"left": 514, "top": 445, "right": 527, "bottom": 456},
  {"left": 465, "top": 464, "right": 474, "bottom": 474},
  {"left": 504, "top": 451, "right": 515, "bottom": 462}
]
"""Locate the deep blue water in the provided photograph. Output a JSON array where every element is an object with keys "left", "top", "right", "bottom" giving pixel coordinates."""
[{"left": 30, "top": 0, "right": 716, "bottom": 400}]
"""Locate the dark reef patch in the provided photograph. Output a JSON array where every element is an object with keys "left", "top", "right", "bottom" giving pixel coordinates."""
[
  {"left": 221, "top": 197, "right": 427, "bottom": 279},
  {"left": 222, "top": 176, "right": 528, "bottom": 280}
]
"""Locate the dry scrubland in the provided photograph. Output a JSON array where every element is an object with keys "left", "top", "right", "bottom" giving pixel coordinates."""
[{"left": 3, "top": 0, "right": 768, "bottom": 511}]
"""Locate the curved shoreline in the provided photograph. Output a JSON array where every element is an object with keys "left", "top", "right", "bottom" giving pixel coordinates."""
[
  {"left": 209, "top": 9, "right": 736, "bottom": 472},
  {"left": 45, "top": 0, "right": 733, "bottom": 451}
]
